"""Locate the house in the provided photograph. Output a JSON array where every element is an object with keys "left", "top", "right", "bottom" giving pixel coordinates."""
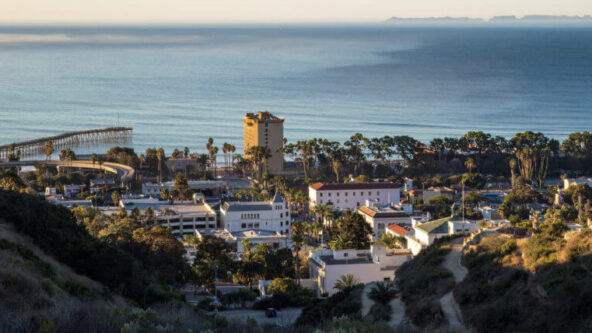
[
  {"left": 220, "top": 192, "right": 291, "bottom": 235},
  {"left": 357, "top": 200, "right": 411, "bottom": 238},
  {"left": 413, "top": 216, "right": 479, "bottom": 246},
  {"left": 408, "top": 187, "right": 454, "bottom": 204},
  {"left": 142, "top": 180, "right": 226, "bottom": 197},
  {"left": 309, "top": 182, "right": 401, "bottom": 211},
  {"left": 90, "top": 178, "right": 117, "bottom": 193},
  {"left": 63, "top": 184, "right": 85, "bottom": 198},
  {"left": 309, "top": 244, "right": 411, "bottom": 296}
]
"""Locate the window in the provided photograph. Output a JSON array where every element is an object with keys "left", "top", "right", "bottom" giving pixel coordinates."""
[
  {"left": 336, "top": 192, "right": 340, "bottom": 197},
  {"left": 320, "top": 193, "right": 323, "bottom": 197},
  {"left": 273, "top": 242, "right": 279, "bottom": 249},
  {"left": 356, "top": 202, "right": 360, "bottom": 206},
  {"left": 345, "top": 192, "right": 348, "bottom": 196},
  {"left": 280, "top": 213, "right": 283, "bottom": 218},
  {"left": 328, "top": 193, "right": 331, "bottom": 197},
  {"left": 343, "top": 253, "right": 348, "bottom": 257},
  {"left": 368, "top": 192, "right": 371, "bottom": 196},
  {"left": 255, "top": 223, "right": 260, "bottom": 228},
  {"left": 360, "top": 192, "right": 363, "bottom": 196},
  {"left": 241, "top": 223, "right": 246, "bottom": 228},
  {"left": 353, "top": 192, "right": 356, "bottom": 196},
  {"left": 377, "top": 191, "right": 380, "bottom": 195},
  {"left": 280, "top": 222, "right": 283, "bottom": 226}
]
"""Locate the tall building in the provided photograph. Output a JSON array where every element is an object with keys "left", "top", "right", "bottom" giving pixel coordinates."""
[{"left": 243, "top": 111, "right": 284, "bottom": 175}]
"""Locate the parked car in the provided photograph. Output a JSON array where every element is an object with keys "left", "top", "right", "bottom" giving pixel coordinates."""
[{"left": 265, "top": 308, "right": 277, "bottom": 318}]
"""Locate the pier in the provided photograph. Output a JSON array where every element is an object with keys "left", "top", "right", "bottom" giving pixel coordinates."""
[{"left": 0, "top": 127, "right": 132, "bottom": 159}]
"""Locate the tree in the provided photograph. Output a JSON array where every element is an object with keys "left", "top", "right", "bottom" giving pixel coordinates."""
[
  {"left": 334, "top": 274, "right": 360, "bottom": 291},
  {"left": 368, "top": 281, "right": 397, "bottom": 305},
  {"left": 291, "top": 221, "right": 306, "bottom": 283},
  {"left": 144, "top": 206, "right": 155, "bottom": 225},
  {"left": 157, "top": 148, "right": 165, "bottom": 182},
  {"left": 160, "top": 188, "right": 170, "bottom": 201},
  {"left": 192, "top": 235, "right": 235, "bottom": 288},
  {"left": 111, "top": 191, "right": 120, "bottom": 206},
  {"left": 465, "top": 158, "right": 476, "bottom": 175},
  {"left": 43, "top": 140, "right": 54, "bottom": 161},
  {"left": 329, "top": 210, "right": 373, "bottom": 249},
  {"left": 376, "top": 232, "right": 404, "bottom": 249},
  {"left": 245, "top": 145, "right": 271, "bottom": 181},
  {"left": 183, "top": 146, "right": 190, "bottom": 158},
  {"left": 267, "top": 277, "right": 300, "bottom": 294}
]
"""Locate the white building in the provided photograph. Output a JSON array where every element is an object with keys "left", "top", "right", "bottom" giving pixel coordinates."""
[
  {"left": 142, "top": 180, "right": 226, "bottom": 197},
  {"left": 413, "top": 216, "right": 479, "bottom": 247},
  {"left": 357, "top": 200, "right": 412, "bottom": 238},
  {"left": 220, "top": 192, "right": 291, "bottom": 235},
  {"left": 309, "top": 182, "right": 401, "bottom": 211},
  {"left": 117, "top": 198, "right": 217, "bottom": 236},
  {"left": 309, "top": 245, "right": 411, "bottom": 296},
  {"left": 196, "top": 228, "right": 290, "bottom": 254}
]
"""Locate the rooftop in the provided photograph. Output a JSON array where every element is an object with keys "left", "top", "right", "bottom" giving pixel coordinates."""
[
  {"left": 310, "top": 182, "right": 401, "bottom": 191},
  {"left": 223, "top": 201, "right": 272, "bottom": 212},
  {"left": 230, "top": 229, "right": 285, "bottom": 239},
  {"left": 244, "top": 111, "right": 284, "bottom": 122},
  {"left": 358, "top": 205, "right": 410, "bottom": 218},
  {"left": 387, "top": 224, "right": 409, "bottom": 236}
]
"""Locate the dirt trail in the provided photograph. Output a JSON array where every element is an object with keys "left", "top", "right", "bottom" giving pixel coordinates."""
[{"left": 439, "top": 238, "right": 468, "bottom": 331}]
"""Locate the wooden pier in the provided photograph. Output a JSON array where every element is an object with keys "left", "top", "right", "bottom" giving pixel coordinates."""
[{"left": 0, "top": 127, "right": 132, "bottom": 159}]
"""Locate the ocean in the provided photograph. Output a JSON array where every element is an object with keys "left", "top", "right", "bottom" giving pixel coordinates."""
[{"left": 1, "top": 24, "right": 592, "bottom": 156}]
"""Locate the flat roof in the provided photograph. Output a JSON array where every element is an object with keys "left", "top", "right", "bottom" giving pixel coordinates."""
[
  {"left": 310, "top": 182, "right": 401, "bottom": 191},
  {"left": 318, "top": 254, "right": 374, "bottom": 265},
  {"left": 223, "top": 201, "right": 272, "bottom": 212},
  {"left": 358, "top": 205, "right": 410, "bottom": 218}
]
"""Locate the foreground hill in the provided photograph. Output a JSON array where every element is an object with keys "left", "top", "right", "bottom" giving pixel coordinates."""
[
  {"left": 456, "top": 227, "right": 592, "bottom": 333},
  {"left": 0, "top": 190, "right": 216, "bottom": 332}
]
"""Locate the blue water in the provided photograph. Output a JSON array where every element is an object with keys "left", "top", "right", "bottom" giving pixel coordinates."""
[{"left": 1, "top": 25, "right": 592, "bottom": 155}]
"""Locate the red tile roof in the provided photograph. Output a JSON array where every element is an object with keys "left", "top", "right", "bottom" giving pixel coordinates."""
[
  {"left": 387, "top": 224, "right": 409, "bottom": 236},
  {"left": 309, "top": 182, "right": 401, "bottom": 191}
]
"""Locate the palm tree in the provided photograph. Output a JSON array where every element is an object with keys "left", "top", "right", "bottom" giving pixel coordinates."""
[
  {"left": 334, "top": 274, "right": 360, "bottom": 291},
  {"left": 509, "top": 158, "right": 517, "bottom": 188},
  {"left": 465, "top": 157, "right": 476, "bottom": 175},
  {"left": 90, "top": 153, "right": 98, "bottom": 168},
  {"left": 183, "top": 146, "right": 189, "bottom": 158},
  {"left": 157, "top": 148, "right": 165, "bottom": 182},
  {"left": 43, "top": 140, "right": 54, "bottom": 161},
  {"left": 376, "top": 232, "right": 404, "bottom": 249},
  {"left": 332, "top": 159, "right": 343, "bottom": 183},
  {"left": 329, "top": 235, "right": 353, "bottom": 250},
  {"left": 291, "top": 221, "right": 306, "bottom": 284},
  {"left": 368, "top": 281, "right": 397, "bottom": 304}
]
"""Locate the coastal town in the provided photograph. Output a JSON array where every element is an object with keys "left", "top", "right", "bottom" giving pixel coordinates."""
[{"left": 2, "top": 110, "right": 592, "bottom": 332}]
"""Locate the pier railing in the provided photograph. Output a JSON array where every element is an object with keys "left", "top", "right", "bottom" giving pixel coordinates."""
[{"left": 0, "top": 127, "right": 132, "bottom": 159}]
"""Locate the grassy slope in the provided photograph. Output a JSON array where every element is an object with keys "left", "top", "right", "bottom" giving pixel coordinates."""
[
  {"left": 456, "top": 231, "right": 592, "bottom": 333},
  {"left": 395, "top": 236, "right": 455, "bottom": 329}
]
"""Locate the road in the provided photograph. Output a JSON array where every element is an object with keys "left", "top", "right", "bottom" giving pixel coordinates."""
[
  {"left": 440, "top": 238, "right": 468, "bottom": 331},
  {"left": 221, "top": 308, "right": 302, "bottom": 326},
  {"left": 0, "top": 159, "right": 135, "bottom": 182}
]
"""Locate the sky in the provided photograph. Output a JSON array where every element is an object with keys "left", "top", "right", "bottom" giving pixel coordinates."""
[{"left": 1, "top": 0, "right": 591, "bottom": 24}]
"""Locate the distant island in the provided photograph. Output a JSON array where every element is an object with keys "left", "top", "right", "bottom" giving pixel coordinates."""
[{"left": 386, "top": 15, "right": 592, "bottom": 25}]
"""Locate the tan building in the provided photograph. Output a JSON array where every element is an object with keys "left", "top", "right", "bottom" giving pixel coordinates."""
[{"left": 243, "top": 111, "right": 284, "bottom": 175}]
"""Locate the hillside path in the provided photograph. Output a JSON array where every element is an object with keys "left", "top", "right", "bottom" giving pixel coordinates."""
[{"left": 440, "top": 238, "right": 468, "bottom": 330}]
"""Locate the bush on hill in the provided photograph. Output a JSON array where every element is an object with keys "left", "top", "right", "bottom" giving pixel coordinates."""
[{"left": 0, "top": 190, "right": 185, "bottom": 306}]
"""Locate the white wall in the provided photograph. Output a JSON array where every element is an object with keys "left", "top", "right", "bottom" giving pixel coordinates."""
[
  {"left": 221, "top": 202, "right": 291, "bottom": 235},
  {"left": 310, "top": 187, "right": 400, "bottom": 211}
]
